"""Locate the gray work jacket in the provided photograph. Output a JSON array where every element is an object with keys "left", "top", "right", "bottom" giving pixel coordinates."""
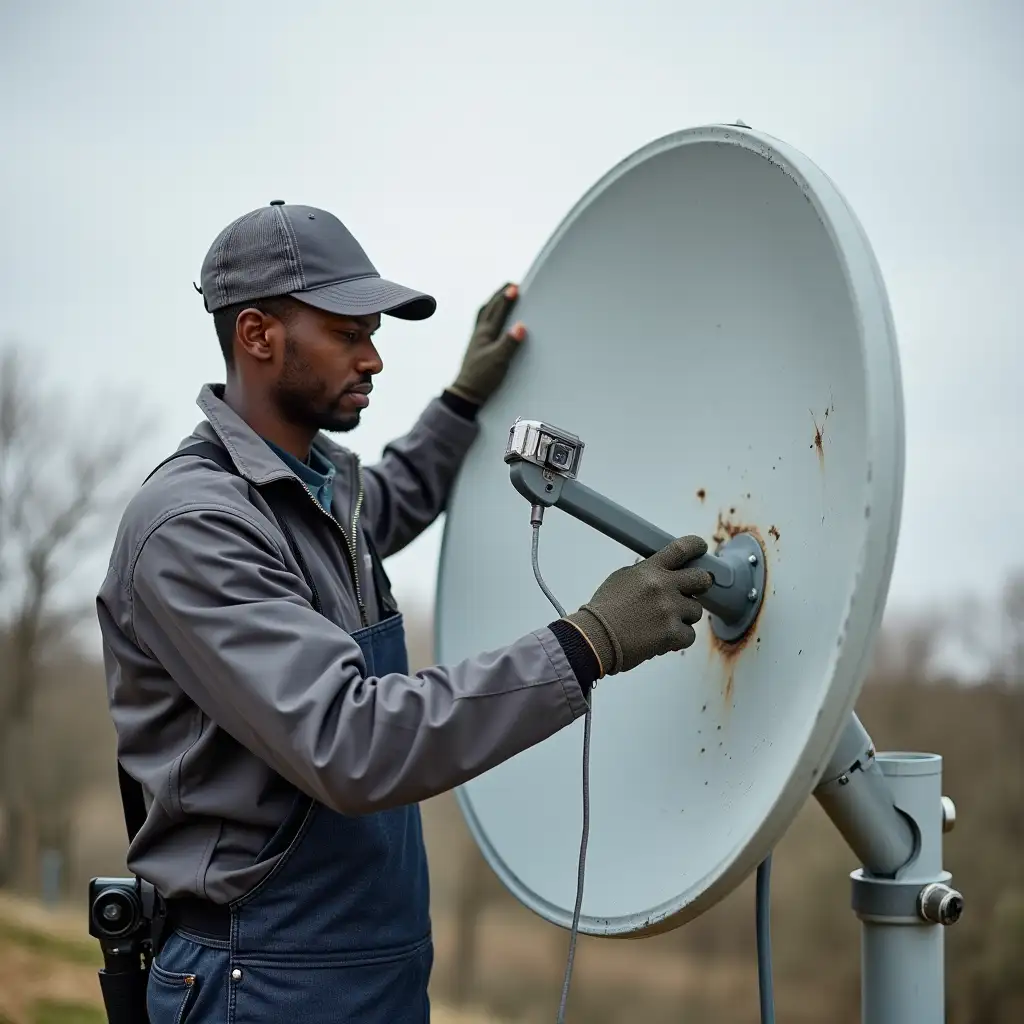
[{"left": 96, "top": 384, "right": 589, "bottom": 903}]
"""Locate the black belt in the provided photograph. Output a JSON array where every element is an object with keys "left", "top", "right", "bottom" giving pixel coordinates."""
[{"left": 164, "top": 896, "right": 231, "bottom": 940}]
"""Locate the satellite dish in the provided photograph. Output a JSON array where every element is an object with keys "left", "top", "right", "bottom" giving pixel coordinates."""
[{"left": 434, "top": 123, "right": 906, "bottom": 937}]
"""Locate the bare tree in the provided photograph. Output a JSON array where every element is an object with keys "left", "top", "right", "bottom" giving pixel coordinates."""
[
  {"left": 940, "top": 569, "right": 1024, "bottom": 689},
  {"left": 0, "top": 343, "right": 151, "bottom": 892},
  {"left": 999, "top": 569, "right": 1024, "bottom": 689},
  {"left": 868, "top": 612, "right": 943, "bottom": 683}
]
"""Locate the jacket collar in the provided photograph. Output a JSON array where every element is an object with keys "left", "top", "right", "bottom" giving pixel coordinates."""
[{"left": 194, "top": 383, "right": 355, "bottom": 486}]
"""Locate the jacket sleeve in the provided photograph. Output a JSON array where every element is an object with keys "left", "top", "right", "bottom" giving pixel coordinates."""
[
  {"left": 360, "top": 395, "right": 480, "bottom": 559},
  {"left": 128, "top": 504, "right": 589, "bottom": 816}
]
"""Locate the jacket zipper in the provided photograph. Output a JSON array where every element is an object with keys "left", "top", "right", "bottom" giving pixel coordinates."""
[
  {"left": 294, "top": 454, "right": 367, "bottom": 627},
  {"left": 349, "top": 456, "right": 366, "bottom": 623}
]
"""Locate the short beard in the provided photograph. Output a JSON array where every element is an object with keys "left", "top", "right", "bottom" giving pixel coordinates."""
[{"left": 272, "top": 334, "right": 361, "bottom": 434}]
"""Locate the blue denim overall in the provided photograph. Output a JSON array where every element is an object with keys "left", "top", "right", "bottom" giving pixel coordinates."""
[{"left": 146, "top": 611, "right": 432, "bottom": 1023}]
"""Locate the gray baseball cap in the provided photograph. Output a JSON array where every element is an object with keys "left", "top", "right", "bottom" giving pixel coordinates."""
[{"left": 197, "top": 200, "right": 436, "bottom": 320}]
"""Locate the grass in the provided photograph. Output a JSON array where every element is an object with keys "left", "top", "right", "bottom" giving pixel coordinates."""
[
  {"left": 0, "top": 896, "right": 106, "bottom": 1024},
  {"left": 29, "top": 1003, "right": 105, "bottom": 1024},
  {"left": 0, "top": 918, "right": 101, "bottom": 969}
]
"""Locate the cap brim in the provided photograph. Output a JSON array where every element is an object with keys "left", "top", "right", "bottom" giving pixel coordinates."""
[{"left": 290, "top": 277, "right": 436, "bottom": 321}]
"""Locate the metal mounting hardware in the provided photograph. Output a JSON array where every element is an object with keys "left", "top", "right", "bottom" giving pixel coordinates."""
[
  {"left": 918, "top": 882, "right": 964, "bottom": 926},
  {"left": 941, "top": 796, "right": 956, "bottom": 834}
]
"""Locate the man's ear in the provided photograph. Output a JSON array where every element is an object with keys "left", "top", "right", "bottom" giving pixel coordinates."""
[{"left": 235, "top": 308, "right": 281, "bottom": 363}]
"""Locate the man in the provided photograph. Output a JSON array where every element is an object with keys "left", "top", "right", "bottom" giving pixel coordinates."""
[{"left": 96, "top": 200, "right": 713, "bottom": 1023}]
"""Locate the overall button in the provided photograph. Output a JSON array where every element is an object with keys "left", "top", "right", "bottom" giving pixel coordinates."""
[{"left": 231, "top": 968, "right": 243, "bottom": 982}]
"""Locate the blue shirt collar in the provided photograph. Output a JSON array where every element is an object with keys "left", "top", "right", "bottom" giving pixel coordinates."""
[{"left": 263, "top": 439, "right": 336, "bottom": 514}]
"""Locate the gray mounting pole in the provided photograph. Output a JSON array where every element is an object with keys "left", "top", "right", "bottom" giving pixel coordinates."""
[
  {"left": 506, "top": 458, "right": 963, "bottom": 1024},
  {"left": 813, "top": 714, "right": 916, "bottom": 874},
  {"left": 815, "top": 722, "right": 962, "bottom": 1024}
]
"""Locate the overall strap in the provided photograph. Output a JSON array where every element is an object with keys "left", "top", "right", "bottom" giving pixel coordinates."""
[
  {"left": 142, "top": 439, "right": 237, "bottom": 484},
  {"left": 362, "top": 526, "right": 399, "bottom": 617},
  {"left": 118, "top": 762, "right": 149, "bottom": 845}
]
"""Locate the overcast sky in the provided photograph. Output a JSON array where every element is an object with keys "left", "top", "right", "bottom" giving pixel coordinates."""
[{"left": 1, "top": 0, "right": 1020, "bottom": 669}]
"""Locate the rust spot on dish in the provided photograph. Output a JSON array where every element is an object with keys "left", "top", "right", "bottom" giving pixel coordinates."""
[
  {"left": 711, "top": 508, "right": 762, "bottom": 549},
  {"left": 768, "top": 525, "right": 781, "bottom": 542},
  {"left": 708, "top": 509, "right": 770, "bottom": 705},
  {"left": 811, "top": 411, "right": 825, "bottom": 469},
  {"left": 810, "top": 396, "right": 834, "bottom": 470},
  {"left": 697, "top": 488, "right": 706, "bottom": 502}
]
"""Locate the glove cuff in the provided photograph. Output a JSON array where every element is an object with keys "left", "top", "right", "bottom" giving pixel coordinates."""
[
  {"left": 563, "top": 607, "right": 617, "bottom": 677},
  {"left": 447, "top": 379, "right": 485, "bottom": 406},
  {"left": 440, "top": 389, "right": 480, "bottom": 420}
]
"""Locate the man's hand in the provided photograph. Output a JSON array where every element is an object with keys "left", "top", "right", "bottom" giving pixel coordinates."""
[
  {"left": 448, "top": 283, "right": 527, "bottom": 407},
  {"left": 561, "top": 535, "right": 714, "bottom": 678}
]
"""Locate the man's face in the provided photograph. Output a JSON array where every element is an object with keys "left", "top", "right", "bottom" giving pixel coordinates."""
[{"left": 269, "top": 303, "right": 383, "bottom": 434}]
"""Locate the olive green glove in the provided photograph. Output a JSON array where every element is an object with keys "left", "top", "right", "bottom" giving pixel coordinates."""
[
  {"left": 562, "top": 535, "right": 714, "bottom": 677},
  {"left": 448, "top": 283, "right": 526, "bottom": 406}
]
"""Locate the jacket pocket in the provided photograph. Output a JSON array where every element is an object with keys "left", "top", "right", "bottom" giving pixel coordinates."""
[{"left": 148, "top": 961, "right": 200, "bottom": 1024}]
